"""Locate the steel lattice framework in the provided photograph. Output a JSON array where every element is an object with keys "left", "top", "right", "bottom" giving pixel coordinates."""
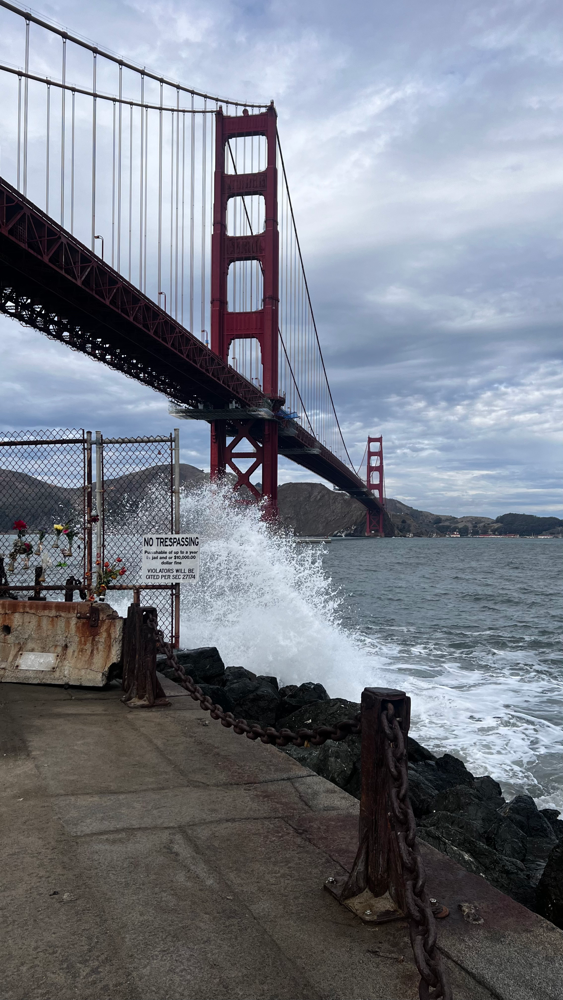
[
  {"left": 0, "top": 176, "right": 385, "bottom": 517},
  {"left": 0, "top": 1, "right": 389, "bottom": 528}
]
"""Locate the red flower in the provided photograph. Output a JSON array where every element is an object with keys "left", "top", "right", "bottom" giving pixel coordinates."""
[
  {"left": 116, "top": 557, "right": 122, "bottom": 563},
  {"left": 104, "top": 561, "right": 110, "bottom": 568},
  {"left": 13, "top": 519, "right": 27, "bottom": 531},
  {"left": 95, "top": 559, "right": 101, "bottom": 565},
  {"left": 118, "top": 567, "right": 126, "bottom": 576}
]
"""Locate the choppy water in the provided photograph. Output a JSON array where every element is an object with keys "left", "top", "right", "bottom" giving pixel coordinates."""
[{"left": 177, "top": 484, "right": 563, "bottom": 811}]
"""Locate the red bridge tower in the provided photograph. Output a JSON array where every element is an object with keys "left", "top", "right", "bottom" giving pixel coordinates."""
[
  {"left": 366, "top": 436, "right": 385, "bottom": 536},
  {"left": 210, "top": 104, "right": 280, "bottom": 514}
]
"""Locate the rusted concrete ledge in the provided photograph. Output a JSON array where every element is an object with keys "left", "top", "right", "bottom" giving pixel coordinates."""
[{"left": 1, "top": 674, "right": 561, "bottom": 1000}]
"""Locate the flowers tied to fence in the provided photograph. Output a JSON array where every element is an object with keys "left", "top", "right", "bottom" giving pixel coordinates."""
[
  {"left": 4, "top": 518, "right": 80, "bottom": 580},
  {"left": 93, "top": 557, "right": 127, "bottom": 598},
  {"left": 8, "top": 519, "right": 34, "bottom": 571}
]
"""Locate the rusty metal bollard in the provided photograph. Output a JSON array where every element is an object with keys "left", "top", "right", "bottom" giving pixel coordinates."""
[
  {"left": 324, "top": 687, "right": 410, "bottom": 922},
  {"left": 121, "top": 604, "right": 170, "bottom": 709},
  {"left": 324, "top": 688, "right": 452, "bottom": 1000}
]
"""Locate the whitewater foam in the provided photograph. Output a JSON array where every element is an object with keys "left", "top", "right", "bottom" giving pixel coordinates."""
[{"left": 174, "top": 484, "right": 563, "bottom": 806}]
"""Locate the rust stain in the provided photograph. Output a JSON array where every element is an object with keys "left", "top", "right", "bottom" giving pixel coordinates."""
[{"left": 0, "top": 600, "right": 123, "bottom": 687}]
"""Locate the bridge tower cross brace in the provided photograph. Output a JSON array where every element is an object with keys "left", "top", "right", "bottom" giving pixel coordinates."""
[
  {"left": 210, "top": 104, "right": 280, "bottom": 514},
  {"left": 366, "top": 436, "right": 385, "bottom": 536}
]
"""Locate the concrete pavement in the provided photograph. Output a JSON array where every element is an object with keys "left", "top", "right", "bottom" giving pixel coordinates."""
[{"left": 1, "top": 675, "right": 562, "bottom": 1000}]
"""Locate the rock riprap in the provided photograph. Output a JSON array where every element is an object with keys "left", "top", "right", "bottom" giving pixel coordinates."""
[{"left": 156, "top": 649, "right": 563, "bottom": 923}]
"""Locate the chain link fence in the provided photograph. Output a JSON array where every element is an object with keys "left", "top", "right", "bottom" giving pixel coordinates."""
[
  {"left": 0, "top": 428, "right": 88, "bottom": 593},
  {"left": 98, "top": 432, "right": 180, "bottom": 644},
  {"left": 0, "top": 428, "right": 180, "bottom": 643}
]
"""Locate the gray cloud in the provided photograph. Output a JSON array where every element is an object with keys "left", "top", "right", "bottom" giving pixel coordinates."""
[{"left": 0, "top": 0, "right": 561, "bottom": 515}]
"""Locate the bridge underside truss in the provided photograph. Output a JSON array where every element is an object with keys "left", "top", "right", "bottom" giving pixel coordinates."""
[{"left": 0, "top": 176, "right": 388, "bottom": 526}]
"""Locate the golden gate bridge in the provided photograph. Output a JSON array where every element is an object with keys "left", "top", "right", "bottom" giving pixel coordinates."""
[{"left": 0, "top": 0, "right": 388, "bottom": 534}]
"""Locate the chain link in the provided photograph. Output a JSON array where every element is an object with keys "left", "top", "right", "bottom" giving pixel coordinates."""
[
  {"left": 146, "top": 611, "right": 361, "bottom": 748},
  {"left": 381, "top": 702, "right": 452, "bottom": 1000}
]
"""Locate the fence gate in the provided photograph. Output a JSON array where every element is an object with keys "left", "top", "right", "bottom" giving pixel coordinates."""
[{"left": 0, "top": 428, "right": 181, "bottom": 645}]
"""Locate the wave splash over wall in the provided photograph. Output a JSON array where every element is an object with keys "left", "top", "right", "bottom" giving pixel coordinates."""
[{"left": 178, "top": 481, "right": 365, "bottom": 692}]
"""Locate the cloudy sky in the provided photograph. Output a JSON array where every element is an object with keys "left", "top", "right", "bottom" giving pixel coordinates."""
[{"left": 1, "top": 0, "right": 561, "bottom": 516}]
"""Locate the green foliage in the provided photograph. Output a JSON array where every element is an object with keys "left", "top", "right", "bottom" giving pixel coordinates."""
[{"left": 458, "top": 524, "right": 469, "bottom": 536}]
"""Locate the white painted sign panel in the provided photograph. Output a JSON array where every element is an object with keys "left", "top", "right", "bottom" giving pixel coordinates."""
[
  {"left": 18, "top": 651, "right": 57, "bottom": 671},
  {"left": 141, "top": 534, "right": 200, "bottom": 584}
]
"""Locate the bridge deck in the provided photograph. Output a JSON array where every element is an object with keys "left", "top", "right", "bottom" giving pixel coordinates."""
[{"left": 0, "top": 177, "right": 383, "bottom": 518}]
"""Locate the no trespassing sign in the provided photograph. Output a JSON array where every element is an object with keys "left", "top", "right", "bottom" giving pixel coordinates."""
[{"left": 140, "top": 534, "right": 200, "bottom": 584}]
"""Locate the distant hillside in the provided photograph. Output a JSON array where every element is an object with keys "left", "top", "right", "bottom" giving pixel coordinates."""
[
  {"left": 1, "top": 463, "right": 560, "bottom": 538},
  {"left": 0, "top": 463, "right": 205, "bottom": 532},
  {"left": 277, "top": 483, "right": 395, "bottom": 536}
]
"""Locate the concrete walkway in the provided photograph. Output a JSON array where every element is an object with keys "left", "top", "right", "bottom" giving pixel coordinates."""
[{"left": 1, "top": 676, "right": 562, "bottom": 1000}]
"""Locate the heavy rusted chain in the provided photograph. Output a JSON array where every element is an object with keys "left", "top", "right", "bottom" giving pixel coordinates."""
[
  {"left": 381, "top": 702, "right": 452, "bottom": 1000},
  {"left": 146, "top": 610, "right": 361, "bottom": 748}
]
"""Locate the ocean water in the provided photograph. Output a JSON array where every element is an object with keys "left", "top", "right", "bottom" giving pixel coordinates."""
[{"left": 177, "top": 483, "right": 563, "bottom": 811}]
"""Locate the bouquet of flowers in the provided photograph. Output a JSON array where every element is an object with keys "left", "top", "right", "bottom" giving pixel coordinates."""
[
  {"left": 52, "top": 523, "right": 68, "bottom": 549},
  {"left": 8, "top": 519, "right": 33, "bottom": 571},
  {"left": 93, "top": 557, "right": 127, "bottom": 599}
]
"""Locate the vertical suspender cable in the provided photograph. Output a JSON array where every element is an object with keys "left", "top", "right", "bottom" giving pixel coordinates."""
[
  {"left": 169, "top": 109, "right": 174, "bottom": 309},
  {"left": 128, "top": 102, "right": 133, "bottom": 281},
  {"left": 139, "top": 74, "right": 144, "bottom": 289},
  {"left": 111, "top": 101, "right": 116, "bottom": 266},
  {"left": 143, "top": 106, "right": 148, "bottom": 293},
  {"left": 70, "top": 89, "right": 75, "bottom": 233},
  {"left": 60, "top": 37, "right": 66, "bottom": 226},
  {"left": 91, "top": 51, "right": 97, "bottom": 250},
  {"left": 175, "top": 89, "right": 180, "bottom": 319},
  {"left": 117, "top": 64, "right": 122, "bottom": 271},
  {"left": 23, "top": 18, "right": 29, "bottom": 195},
  {"left": 200, "top": 98, "right": 207, "bottom": 338},
  {"left": 158, "top": 80, "right": 163, "bottom": 300},
  {"left": 189, "top": 92, "right": 195, "bottom": 333},
  {"left": 181, "top": 111, "right": 185, "bottom": 326},
  {"left": 17, "top": 73, "right": 22, "bottom": 190},
  {"left": 45, "top": 82, "right": 50, "bottom": 213}
]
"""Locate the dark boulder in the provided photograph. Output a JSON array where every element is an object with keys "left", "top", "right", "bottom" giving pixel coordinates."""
[
  {"left": 540, "top": 808, "right": 563, "bottom": 841},
  {"left": 197, "top": 684, "right": 234, "bottom": 715},
  {"left": 500, "top": 795, "right": 556, "bottom": 841},
  {"left": 430, "top": 784, "right": 526, "bottom": 860},
  {"left": 474, "top": 775, "right": 505, "bottom": 805},
  {"left": 280, "top": 697, "right": 360, "bottom": 733},
  {"left": 407, "top": 736, "right": 436, "bottom": 764},
  {"left": 277, "top": 681, "right": 329, "bottom": 720},
  {"left": 536, "top": 840, "right": 563, "bottom": 928},
  {"left": 157, "top": 646, "right": 225, "bottom": 685},
  {"left": 223, "top": 666, "right": 257, "bottom": 685},
  {"left": 286, "top": 734, "right": 362, "bottom": 798},
  {"left": 407, "top": 754, "right": 475, "bottom": 818},
  {"left": 224, "top": 675, "right": 280, "bottom": 726},
  {"left": 418, "top": 820, "right": 535, "bottom": 910},
  {"left": 493, "top": 818, "right": 528, "bottom": 862},
  {"left": 407, "top": 765, "right": 443, "bottom": 818},
  {"left": 434, "top": 753, "right": 474, "bottom": 787},
  {"left": 261, "top": 675, "right": 279, "bottom": 692}
]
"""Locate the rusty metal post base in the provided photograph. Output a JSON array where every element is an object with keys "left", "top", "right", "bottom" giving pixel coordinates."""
[
  {"left": 121, "top": 604, "right": 170, "bottom": 709},
  {"left": 324, "top": 877, "right": 405, "bottom": 924}
]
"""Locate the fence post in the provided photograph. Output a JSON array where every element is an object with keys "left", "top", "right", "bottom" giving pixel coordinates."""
[
  {"left": 325, "top": 686, "right": 410, "bottom": 922},
  {"left": 121, "top": 604, "right": 169, "bottom": 708},
  {"left": 28, "top": 565, "right": 46, "bottom": 601}
]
